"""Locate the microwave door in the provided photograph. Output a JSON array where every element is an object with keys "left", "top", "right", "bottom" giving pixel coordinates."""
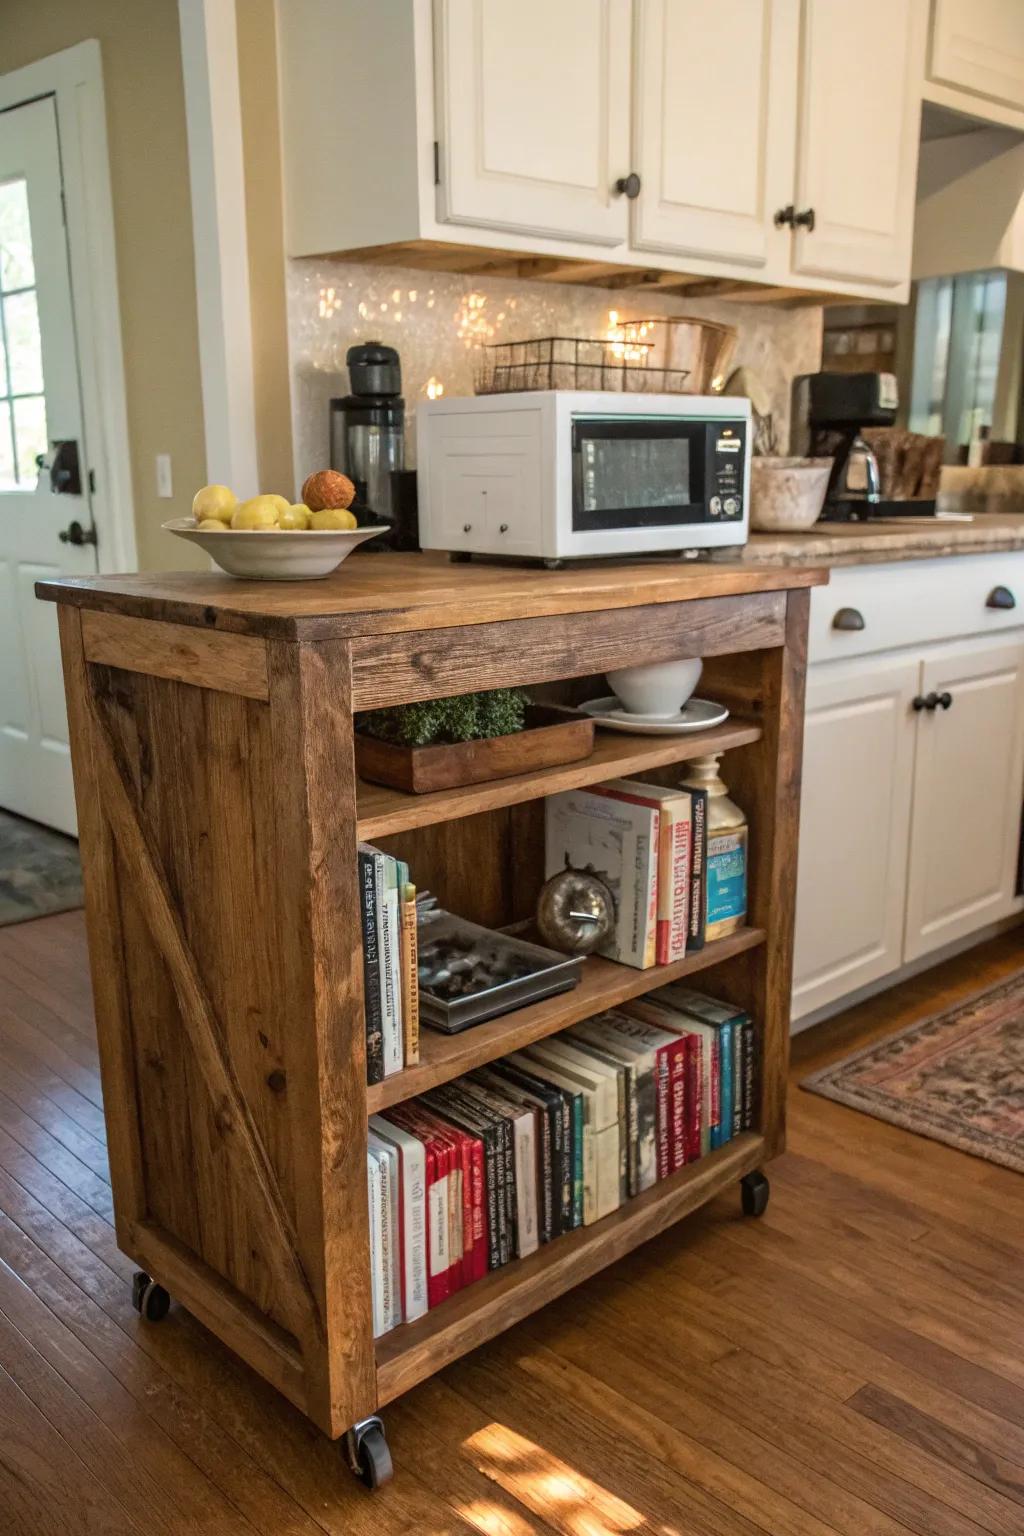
[{"left": 571, "top": 418, "right": 707, "bottom": 531}]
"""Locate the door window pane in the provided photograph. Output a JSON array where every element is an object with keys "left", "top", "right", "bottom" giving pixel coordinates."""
[
  {"left": 0, "top": 401, "right": 13, "bottom": 489},
  {"left": 0, "top": 178, "right": 35, "bottom": 289},
  {"left": 0, "top": 174, "right": 49, "bottom": 487},
  {"left": 4, "top": 290, "right": 43, "bottom": 393},
  {"left": 12, "top": 396, "right": 46, "bottom": 484}
]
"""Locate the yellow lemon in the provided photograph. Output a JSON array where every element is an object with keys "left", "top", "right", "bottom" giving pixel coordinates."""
[
  {"left": 192, "top": 484, "right": 236, "bottom": 524},
  {"left": 279, "top": 502, "right": 311, "bottom": 530},
  {"left": 266, "top": 494, "right": 291, "bottom": 516},
  {"left": 196, "top": 518, "right": 228, "bottom": 531},
  {"left": 231, "top": 495, "right": 280, "bottom": 530},
  {"left": 309, "top": 507, "right": 357, "bottom": 530}
]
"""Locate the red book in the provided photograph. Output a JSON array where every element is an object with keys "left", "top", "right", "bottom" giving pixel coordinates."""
[
  {"left": 467, "top": 1135, "right": 488, "bottom": 1283},
  {"left": 382, "top": 1105, "right": 455, "bottom": 1305},
  {"left": 653, "top": 1041, "right": 673, "bottom": 1180},
  {"left": 667, "top": 1037, "right": 688, "bottom": 1173},
  {"left": 680, "top": 1033, "right": 702, "bottom": 1164}
]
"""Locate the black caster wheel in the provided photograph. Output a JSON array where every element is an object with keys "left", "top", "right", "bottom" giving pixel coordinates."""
[
  {"left": 344, "top": 1415, "right": 393, "bottom": 1490},
  {"left": 448, "top": 551, "right": 471, "bottom": 563},
  {"left": 131, "top": 1270, "right": 171, "bottom": 1322},
  {"left": 740, "top": 1169, "right": 770, "bottom": 1218}
]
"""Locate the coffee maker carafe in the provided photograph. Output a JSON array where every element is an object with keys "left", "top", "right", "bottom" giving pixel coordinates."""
[
  {"left": 792, "top": 371, "right": 897, "bottom": 521},
  {"left": 329, "top": 342, "right": 405, "bottom": 527}
]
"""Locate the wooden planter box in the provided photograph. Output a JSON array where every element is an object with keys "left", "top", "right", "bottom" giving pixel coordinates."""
[{"left": 354, "top": 704, "right": 594, "bottom": 793}]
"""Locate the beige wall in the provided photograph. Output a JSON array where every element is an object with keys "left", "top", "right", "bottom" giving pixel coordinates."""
[{"left": 5, "top": 0, "right": 208, "bottom": 570}]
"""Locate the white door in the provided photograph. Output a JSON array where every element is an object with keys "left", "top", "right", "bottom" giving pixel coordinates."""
[
  {"left": 434, "top": 0, "right": 632, "bottom": 246},
  {"left": 930, "top": 0, "right": 1024, "bottom": 112},
  {"left": 631, "top": 0, "right": 797, "bottom": 270},
  {"left": 790, "top": 0, "right": 924, "bottom": 289},
  {"left": 792, "top": 655, "right": 918, "bottom": 1021},
  {"left": 0, "top": 96, "right": 96, "bottom": 836},
  {"left": 904, "top": 637, "right": 1024, "bottom": 963}
]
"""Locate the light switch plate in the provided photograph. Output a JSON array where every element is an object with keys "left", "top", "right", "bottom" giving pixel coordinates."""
[{"left": 156, "top": 453, "right": 173, "bottom": 498}]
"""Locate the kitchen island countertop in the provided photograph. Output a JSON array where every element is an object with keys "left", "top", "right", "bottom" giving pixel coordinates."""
[{"left": 730, "top": 512, "right": 1024, "bottom": 568}]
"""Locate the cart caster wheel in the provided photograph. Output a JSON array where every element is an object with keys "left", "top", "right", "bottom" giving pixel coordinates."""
[
  {"left": 345, "top": 1416, "right": 393, "bottom": 1490},
  {"left": 740, "top": 1169, "right": 770, "bottom": 1218},
  {"left": 131, "top": 1271, "right": 171, "bottom": 1322}
]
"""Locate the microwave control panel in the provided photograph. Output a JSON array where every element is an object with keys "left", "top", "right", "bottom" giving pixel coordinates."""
[{"left": 707, "top": 422, "right": 747, "bottom": 520}]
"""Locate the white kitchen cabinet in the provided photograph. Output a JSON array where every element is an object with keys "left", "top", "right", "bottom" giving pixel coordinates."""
[
  {"left": 794, "top": 555, "right": 1024, "bottom": 1026},
  {"left": 792, "top": 655, "right": 918, "bottom": 1019},
  {"left": 630, "top": 0, "right": 796, "bottom": 271},
  {"left": 904, "top": 637, "right": 1024, "bottom": 963},
  {"left": 792, "top": 0, "right": 924, "bottom": 289},
  {"left": 435, "top": 0, "right": 632, "bottom": 246},
  {"left": 929, "top": 0, "right": 1024, "bottom": 116},
  {"left": 277, "top": 0, "right": 927, "bottom": 301}
]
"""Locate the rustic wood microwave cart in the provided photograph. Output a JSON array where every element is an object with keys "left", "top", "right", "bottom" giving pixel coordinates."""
[{"left": 39, "top": 553, "right": 825, "bottom": 1490}]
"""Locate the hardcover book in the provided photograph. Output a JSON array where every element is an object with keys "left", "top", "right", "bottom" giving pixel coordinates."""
[{"left": 545, "top": 786, "right": 659, "bottom": 969}]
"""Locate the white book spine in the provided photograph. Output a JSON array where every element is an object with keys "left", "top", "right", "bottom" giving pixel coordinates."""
[
  {"left": 380, "top": 877, "right": 403, "bottom": 1077},
  {"left": 513, "top": 1114, "right": 538, "bottom": 1258},
  {"left": 593, "top": 1123, "right": 622, "bottom": 1220},
  {"left": 376, "top": 1149, "right": 397, "bottom": 1331},
  {"left": 366, "top": 1153, "right": 385, "bottom": 1338},
  {"left": 370, "top": 1117, "right": 429, "bottom": 1323}
]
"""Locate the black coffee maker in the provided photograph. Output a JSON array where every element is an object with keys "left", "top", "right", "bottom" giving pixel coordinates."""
[{"left": 792, "top": 371, "right": 899, "bottom": 521}]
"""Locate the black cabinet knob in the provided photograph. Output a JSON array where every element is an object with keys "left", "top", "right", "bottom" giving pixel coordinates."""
[
  {"left": 794, "top": 207, "right": 816, "bottom": 232},
  {"left": 462, "top": 523, "right": 472, "bottom": 533},
  {"left": 58, "top": 519, "right": 97, "bottom": 547},
  {"left": 937, "top": 691, "right": 953, "bottom": 710},
  {"left": 913, "top": 692, "right": 939, "bottom": 712},
  {"left": 613, "top": 173, "right": 641, "bottom": 199},
  {"left": 832, "top": 606, "right": 865, "bottom": 632},
  {"left": 498, "top": 522, "right": 509, "bottom": 534},
  {"left": 987, "top": 585, "right": 1016, "bottom": 610},
  {"left": 774, "top": 204, "right": 796, "bottom": 228}
]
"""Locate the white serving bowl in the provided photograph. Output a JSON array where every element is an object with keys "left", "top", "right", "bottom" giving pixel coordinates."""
[
  {"left": 749, "top": 457, "right": 832, "bottom": 532},
  {"left": 163, "top": 518, "right": 379, "bottom": 580},
  {"left": 606, "top": 656, "right": 703, "bottom": 718}
]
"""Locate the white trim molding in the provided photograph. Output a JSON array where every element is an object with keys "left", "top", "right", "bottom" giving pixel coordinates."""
[
  {"left": 0, "top": 40, "right": 137, "bottom": 571},
  {"left": 178, "top": 0, "right": 259, "bottom": 497}
]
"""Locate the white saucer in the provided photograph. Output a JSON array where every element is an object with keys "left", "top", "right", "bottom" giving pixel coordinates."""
[{"left": 579, "top": 696, "right": 730, "bottom": 734}]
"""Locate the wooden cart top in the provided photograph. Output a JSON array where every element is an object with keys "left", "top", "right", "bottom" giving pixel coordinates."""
[{"left": 37, "top": 551, "right": 827, "bottom": 640}]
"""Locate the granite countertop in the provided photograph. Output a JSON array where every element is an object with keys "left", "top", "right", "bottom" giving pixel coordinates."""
[{"left": 734, "top": 513, "right": 1024, "bottom": 568}]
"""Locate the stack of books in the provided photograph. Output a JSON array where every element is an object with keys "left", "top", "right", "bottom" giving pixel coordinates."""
[
  {"left": 358, "top": 843, "right": 419, "bottom": 1083},
  {"left": 545, "top": 778, "right": 711, "bottom": 969},
  {"left": 365, "top": 988, "right": 757, "bottom": 1336}
]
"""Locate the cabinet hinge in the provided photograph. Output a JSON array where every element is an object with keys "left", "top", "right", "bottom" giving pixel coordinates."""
[{"left": 433, "top": 140, "right": 441, "bottom": 186}]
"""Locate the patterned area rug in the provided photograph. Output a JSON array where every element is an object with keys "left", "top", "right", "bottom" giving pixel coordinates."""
[
  {"left": 802, "top": 972, "right": 1024, "bottom": 1174},
  {"left": 0, "top": 810, "right": 83, "bottom": 926}
]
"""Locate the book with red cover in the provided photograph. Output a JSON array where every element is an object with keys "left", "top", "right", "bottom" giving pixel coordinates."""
[
  {"left": 595, "top": 780, "right": 692, "bottom": 965},
  {"left": 382, "top": 1104, "right": 457, "bottom": 1304}
]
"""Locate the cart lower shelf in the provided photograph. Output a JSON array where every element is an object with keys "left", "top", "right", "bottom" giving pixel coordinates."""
[{"left": 374, "top": 1130, "right": 765, "bottom": 1403}]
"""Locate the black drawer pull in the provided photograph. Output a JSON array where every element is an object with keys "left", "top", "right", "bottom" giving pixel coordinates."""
[
  {"left": 832, "top": 606, "right": 865, "bottom": 632},
  {"left": 937, "top": 691, "right": 953, "bottom": 710},
  {"left": 613, "top": 173, "right": 641, "bottom": 199},
  {"left": 794, "top": 207, "right": 816, "bottom": 232},
  {"left": 987, "top": 585, "right": 1016, "bottom": 610},
  {"left": 913, "top": 693, "right": 938, "bottom": 712}
]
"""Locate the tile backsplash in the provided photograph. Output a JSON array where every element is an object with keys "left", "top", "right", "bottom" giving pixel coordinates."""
[{"left": 287, "top": 257, "right": 823, "bottom": 487}]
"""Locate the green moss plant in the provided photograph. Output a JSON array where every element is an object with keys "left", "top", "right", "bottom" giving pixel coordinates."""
[{"left": 358, "top": 687, "right": 530, "bottom": 748}]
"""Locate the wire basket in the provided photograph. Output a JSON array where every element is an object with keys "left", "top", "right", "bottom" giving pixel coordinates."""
[{"left": 473, "top": 335, "right": 691, "bottom": 395}]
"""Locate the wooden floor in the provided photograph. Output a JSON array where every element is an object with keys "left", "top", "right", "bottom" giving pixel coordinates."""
[{"left": 2, "top": 911, "right": 1023, "bottom": 1536}]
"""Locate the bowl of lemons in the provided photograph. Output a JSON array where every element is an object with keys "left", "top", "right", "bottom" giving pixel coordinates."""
[{"left": 164, "top": 471, "right": 379, "bottom": 579}]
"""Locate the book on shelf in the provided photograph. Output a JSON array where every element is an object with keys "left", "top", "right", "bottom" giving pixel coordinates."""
[
  {"left": 595, "top": 779, "right": 693, "bottom": 966},
  {"left": 545, "top": 785, "right": 659, "bottom": 969},
  {"left": 685, "top": 788, "right": 709, "bottom": 952},
  {"left": 364, "top": 992, "right": 759, "bottom": 1336},
  {"left": 358, "top": 845, "right": 412, "bottom": 1080}
]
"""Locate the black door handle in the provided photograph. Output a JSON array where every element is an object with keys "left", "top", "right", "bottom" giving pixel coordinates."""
[
  {"left": 613, "top": 173, "right": 641, "bottom": 199},
  {"left": 937, "top": 691, "right": 953, "bottom": 710},
  {"left": 774, "top": 204, "right": 796, "bottom": 228},
  {"left": 832, "top": 606, "right": 865, "bottom": 632},
  {"left": 58, "top": 519, "right": 97, "bottom": 548},
  {"left": 913, "top": 692, "right": 939, "bottom": 711},
  {"left": 794, "top": 207, "right": 816, "bottom": 232},
  {"left": 987, "top": 585, "right": 1016, "bottom": 610}
]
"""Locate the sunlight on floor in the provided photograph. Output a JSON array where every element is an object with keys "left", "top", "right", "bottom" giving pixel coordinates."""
[{"left": 462, "top": 1422, "right": 678, "bottom": 1536}]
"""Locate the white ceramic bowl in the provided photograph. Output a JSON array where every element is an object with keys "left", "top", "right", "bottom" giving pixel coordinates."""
[
  {"left": 605, "top": 656, "right": 703, "bottom": 718},
  {"left": 163, "top": 518, "right": 379, "bottom": 580},
  {"left": 749, "top": 457, "right": 832, "bottom": 532}
]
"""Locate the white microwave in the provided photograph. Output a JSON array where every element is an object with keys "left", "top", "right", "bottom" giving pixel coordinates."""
[{"left": 416, "top": 391, "right": 750, "bottom": 564}]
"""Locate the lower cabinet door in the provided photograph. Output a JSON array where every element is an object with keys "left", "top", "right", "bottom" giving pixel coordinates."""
[
  {"left": 792, "top": 655, "right": 918, "bottom": 1021},
  {"left": 904, "top": 637, "right": 1024, "bottom": 963}
]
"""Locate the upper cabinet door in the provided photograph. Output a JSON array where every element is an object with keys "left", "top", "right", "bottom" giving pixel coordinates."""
[
  {"left": 434, "top": 0, "right": 632, "bottom": 246},
  {"left": 930, "top": 0, "right": 1024, "bottom": 112},
  {"left": 791, "top": 0, "right": 925, "bottom": 288},
  {"left": 631, "top": 0, "right": 797, "bottom": 268}
]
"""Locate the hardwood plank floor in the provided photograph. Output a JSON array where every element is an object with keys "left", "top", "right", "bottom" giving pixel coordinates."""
[{"left": 1, "top": 909, "right": 1021, "bottom": 1536}]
